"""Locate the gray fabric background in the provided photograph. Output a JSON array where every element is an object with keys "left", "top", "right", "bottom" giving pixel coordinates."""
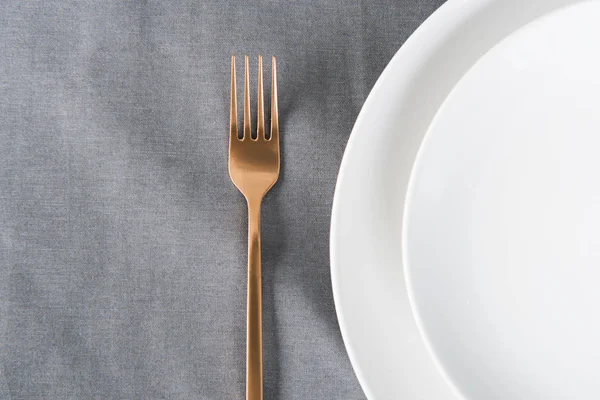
[{"left": 0, "top": 1, "right": 444, "bottom": 399}]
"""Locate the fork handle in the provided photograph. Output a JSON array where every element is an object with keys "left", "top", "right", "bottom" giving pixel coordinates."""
[{"left": 247, "top": 198, "right": 263, "bottom": 400}]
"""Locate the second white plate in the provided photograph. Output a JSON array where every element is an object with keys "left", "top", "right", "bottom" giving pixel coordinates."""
[{"left": 404, "top": 2, "right": 600, "bottom": 399}]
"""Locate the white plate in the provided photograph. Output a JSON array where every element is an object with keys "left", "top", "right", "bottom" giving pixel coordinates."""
[
  {"left": 404, "top": 2, "right": 600, "bottom": 399},
  {"left": 330, "top": 0, "right": 592, "bottom": 399}
]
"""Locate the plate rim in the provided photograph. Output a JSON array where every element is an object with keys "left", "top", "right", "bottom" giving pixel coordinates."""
[{"left": 330, "top": 0, "right": 587, "bottom": 397}]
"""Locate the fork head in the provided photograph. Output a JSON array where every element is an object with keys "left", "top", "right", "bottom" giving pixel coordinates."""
[{"left": 229, "top": 55, "right": 280, "bottom": 202}]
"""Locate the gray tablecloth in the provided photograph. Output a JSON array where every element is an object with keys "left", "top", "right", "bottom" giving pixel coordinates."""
[{"left": 0, "top": 1, "right": 444, "bottom": 399}]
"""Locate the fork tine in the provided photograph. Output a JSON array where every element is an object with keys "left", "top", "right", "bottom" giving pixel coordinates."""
[
  {"left": 244, "top": 55, "right": 252, "bottom": 140},
  {"left": 270, "top": 56, "right": 279, "bottom": 142},
  {"left": 257, "top": 56, "right": 265, "bottom": 139},
  {"left": 230, "top": 55, "right": 238, "bottom": 141}
]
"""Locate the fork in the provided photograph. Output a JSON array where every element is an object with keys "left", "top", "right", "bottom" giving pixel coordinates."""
[{"left": 229, "top": 55, "right": 279, "bottom": 400}]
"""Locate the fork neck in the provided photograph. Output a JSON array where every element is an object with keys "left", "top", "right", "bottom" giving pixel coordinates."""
[
  {"left": 246, "top": 195, "right": 263, "bottom": 225},
  {"left": 246, "top": 195, "right": 263, "bottom": 212}
]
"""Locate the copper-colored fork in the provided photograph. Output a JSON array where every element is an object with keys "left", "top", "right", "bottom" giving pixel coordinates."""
[{"left": 229, "top": 55, "right": 279, "bottom": 400}]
